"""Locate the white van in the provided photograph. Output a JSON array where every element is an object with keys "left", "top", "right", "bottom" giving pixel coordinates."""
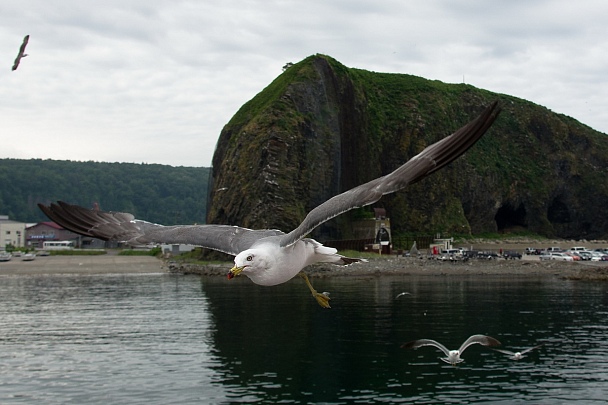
[
  {"left": 569, "top": 246, "right": 589, "bottom": 252},
  {"left": 546, "top": 247, "right": 562, "bottom": 252},
  {"left": 441, "top": 249, "right": 463, "bottom": 256},
  {"left": 438, "top": 249, "right": 463, "bottom": 261}
]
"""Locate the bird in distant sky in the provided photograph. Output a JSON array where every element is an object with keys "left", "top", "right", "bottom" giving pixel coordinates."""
[
  {"left": 12, "top": 35, "right": 29, "bottom": 71},
  {"left": 402, "top": 334, "right": 501, "bottom": 365}
]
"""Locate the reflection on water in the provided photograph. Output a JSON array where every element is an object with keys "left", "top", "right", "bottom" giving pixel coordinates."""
[
  {"left": 1, "top": 272, "right": 608, "bottom": 404},
  {"left": 0, "top": 274, "right": 228, "bottom": 404}
]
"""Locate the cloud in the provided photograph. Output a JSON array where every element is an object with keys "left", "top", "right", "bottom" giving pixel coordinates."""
[{"left": 1, "top": 0, "right": 607, "bottom": 167}]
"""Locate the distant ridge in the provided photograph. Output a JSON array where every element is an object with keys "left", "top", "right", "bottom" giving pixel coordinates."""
[{"left": 0, "top": 159, "right": 209, "bottom": 225}]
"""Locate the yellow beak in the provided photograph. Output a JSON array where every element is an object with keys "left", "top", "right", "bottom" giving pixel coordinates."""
[{"left": 227, "top": 265, "right": 244, "bottom": 280}]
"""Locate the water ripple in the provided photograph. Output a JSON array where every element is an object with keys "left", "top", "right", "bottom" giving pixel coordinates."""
[{"left": 0, "top": 273, "right": 607, "bottom": 403}]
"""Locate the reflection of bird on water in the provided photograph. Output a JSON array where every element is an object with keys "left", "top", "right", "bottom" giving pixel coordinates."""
[
  {"left": 494, "top": 344, "right": 543, "bottom": 360},
  {"left": 38, "top": 102, "right": 500, "bottom": 308},
  {"left": 402, "top": 334, "right": 502, "bottom": 365},
  {"left": 12, "top": 35, "right": 29, "bottom": 71}
]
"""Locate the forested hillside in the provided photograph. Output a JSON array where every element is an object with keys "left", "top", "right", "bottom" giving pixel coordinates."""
[{"left": 0, "top": 159, "right": 209, "bottom": 225}]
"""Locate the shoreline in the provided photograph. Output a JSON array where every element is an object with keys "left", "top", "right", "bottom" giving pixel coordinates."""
[
  {"left": 3, "top": 250, "right": 608, "bottom": 281},
  {"left": 169, "top": 255, "right": 608, "bottom": 281}
]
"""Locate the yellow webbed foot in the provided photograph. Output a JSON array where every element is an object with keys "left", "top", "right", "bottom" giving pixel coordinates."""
[
  {"left": 313, "top": 291, "right": 331, "bottom": 308},
  {"left": 299, "top": 272, "right": 331, "bottom": 308}
]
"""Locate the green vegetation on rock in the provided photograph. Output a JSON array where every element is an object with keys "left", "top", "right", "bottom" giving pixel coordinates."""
[{"left": 208, "top": 54, "right": 608, "bottom": 240}]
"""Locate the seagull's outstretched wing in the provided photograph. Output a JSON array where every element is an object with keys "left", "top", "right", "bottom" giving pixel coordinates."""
[
  {"left": 38, "top": 201, "right": 282, "bottom": 255},
  {"left": 12, "top": 35, "right": 29, "bottom": 71},
  {"left": 518, "top": 344, "right": 544, "bottom": 355},
  {"left": 458, "top": 334, "right": 501, "bottom": 354},
  {"left": 401, "top": 339, "right": 451, "bottom": 357},
  {"left": 493, "top": 349, "right": 516, "bottom": 356},
  {"left": 279, "top": 101, "right": 501, "bottom": 247}
]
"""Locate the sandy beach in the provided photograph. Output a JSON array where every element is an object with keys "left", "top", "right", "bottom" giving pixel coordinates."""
[{"left": 0, "top": 254, "right": 164, "bottom": 275}]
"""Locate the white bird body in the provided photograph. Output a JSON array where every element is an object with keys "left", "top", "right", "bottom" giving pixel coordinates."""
[
  {"left": 234, "top": 237, "right": 347, "bottom": 286},
  {"left": 444, "top": 350, "right": 463, "bottom": 365},
  {"left": 511, "top": 352, "right": 524, "bottom": 361},
  {"left": 402, "top": 334, "right": 501, "bottom": 365}
]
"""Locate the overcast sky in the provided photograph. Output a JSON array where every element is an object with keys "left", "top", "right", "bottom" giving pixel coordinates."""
[{"left": 1, "top": 0, "right": 607, "bottom": 167}]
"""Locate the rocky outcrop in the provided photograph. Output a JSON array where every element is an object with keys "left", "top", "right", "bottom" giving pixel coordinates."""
[{"left": 207, "top": 54, "right": 608, "bottom": 240}]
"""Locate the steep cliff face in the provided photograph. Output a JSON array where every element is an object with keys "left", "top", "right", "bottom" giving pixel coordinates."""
[{"left": 208, "top": 54, "right": 608, "bottom": 240}]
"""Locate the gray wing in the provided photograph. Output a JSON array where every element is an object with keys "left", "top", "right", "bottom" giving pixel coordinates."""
[
  {"left": 401, "top": 339, "right": 450, "bottom": 356},
  {"left": 519, "top": 344, "right": 544, "bottom": 355},
  {"left": 459, "top": 334, "right": 502, "bottom": 354},
  {"left": 279, "top": 101, "right": 501, "bottom": 247},
  {"left": 493, "top": 348, "right": 516, "bottom": 356},
  {"left": 12, "top": 35, "right": 29, "bottom": 71},
  {"left": 38, "top": 201, "right": 282, "bottom": 255}
]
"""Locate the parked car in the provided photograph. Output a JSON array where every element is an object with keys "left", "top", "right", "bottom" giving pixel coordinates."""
[
  {"left": 550, "top": 252, "right": 574, "bottom": 261},
  {"left": 590, "top": 252, "right": 607, "bottom": 262},
  {"left": 441, "top": 249, "right": 463, "bottom": 258},
  {"left": 525, "top": 247, "right": 540, "bottom": 255},
  {"left": 578, "top": 251, "right": 593, "bottom": 261},
  {"left": 539, "top": 252, "right": 552, "bottom": 261},
  {"left": 478, "top": 251, "right": 500, "bottom": 260},
  {"left": 569, "top": 246, "right": 589, "bottom": 253},
  {"left": 436, "top": 248, "right": 465, "bottom": 261},
  {"left": 503, "top": 250, "right": 522, "bottom": 259},
  {"left": 545, "top": 247, "right": 563, "bottom": 253},
  {"left": 566, "top": 252, "right": 582, "bottom": 261},
  {"left": 463, "top": 250, "right": 478, "bottom": 259},
  {"left": 437, "top": 253, "right": 451, "bottom": 261}
]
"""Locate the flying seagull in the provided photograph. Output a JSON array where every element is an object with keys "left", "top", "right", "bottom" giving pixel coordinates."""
[
  {"left": 493, "top": 344, "right": 543, "bottom": 360},
  {"left": 38, "top": 101, "right": 500, "bottom": 308},
  {"left": 12, "top": 35, "right": 29, "bottom": 71},
  {"left": 402, "top": 334, "right": 502, "bottom": 365}
]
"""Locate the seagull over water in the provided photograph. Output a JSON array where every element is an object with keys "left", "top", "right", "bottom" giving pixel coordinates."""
[
  {"left": 494, "top": 344, "right": 544, "bottom": 360},
  {"left": 38, "top": 102, "right": 500, "bottom": 308},
  {"left": 402, "top": 334, "right": 502, "bottom": 365}
]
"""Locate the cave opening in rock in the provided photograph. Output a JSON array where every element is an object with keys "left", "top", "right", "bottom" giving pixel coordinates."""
[
  {"left": 495, "top": 203, "right": 528, "bottom": 232},
  {"left": 547, "top": 197, "right": 571, "bottom": 224}
]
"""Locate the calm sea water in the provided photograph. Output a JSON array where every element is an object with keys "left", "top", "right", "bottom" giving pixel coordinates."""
[{"left": 0, "top": 271, "right": 607, "bottom": 404}]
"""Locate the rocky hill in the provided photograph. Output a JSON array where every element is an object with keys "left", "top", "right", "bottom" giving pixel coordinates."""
[{"left": 207, "top": 54, "right": 608, "bottom": 240}]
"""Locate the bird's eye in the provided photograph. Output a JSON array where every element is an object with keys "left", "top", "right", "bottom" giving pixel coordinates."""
[{"left": 246, "top": 255, "right": 253, "bottom": 261}]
